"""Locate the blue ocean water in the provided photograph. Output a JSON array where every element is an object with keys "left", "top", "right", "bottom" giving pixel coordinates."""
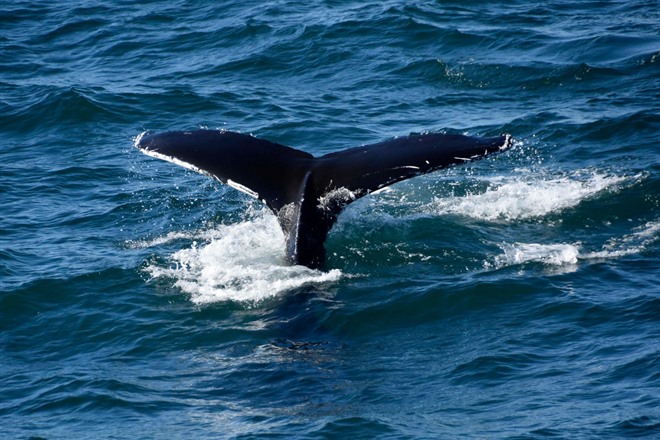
[{"left": 1, "top": 0, "right": 659, "bottom": 438}]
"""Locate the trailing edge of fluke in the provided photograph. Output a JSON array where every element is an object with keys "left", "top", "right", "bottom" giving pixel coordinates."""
[{"left": 136, "top": 129, "right": 512, "bottom": 268}]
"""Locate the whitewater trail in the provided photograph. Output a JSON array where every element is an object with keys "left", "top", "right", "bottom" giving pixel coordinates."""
[{"left": 137, "top": 167, "right": 653, "bottom": 303}]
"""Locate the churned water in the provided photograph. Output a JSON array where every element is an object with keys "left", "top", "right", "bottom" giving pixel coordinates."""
[{"left": 1, "top": 1, "right": 659, "bottom": 438}]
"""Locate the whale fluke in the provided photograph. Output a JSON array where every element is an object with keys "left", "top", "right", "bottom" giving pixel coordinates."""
[{"left": 136, "top": 129, "right": 511, "bottom": 268}]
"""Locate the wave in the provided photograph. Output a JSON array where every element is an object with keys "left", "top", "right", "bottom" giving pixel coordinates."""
[
  {"left": 490, "top": 220, "right": 660, "bottom": 270},
  {"left": 494, "top": 243, "right": 580, "bottom": 267},
  {"left": 583, "top": 220, "right": 660, "bottom": 260},
  {"left": 537, "top": 34, "right": 660, "bottom": 66},
  {"left": 1, "top": 86, "right": 120, "bottom": 133},
  {"left": 423, "top": 169, "right": 632, "bottom": 221},
  {"left": 136, "top": 169, "right": 652, "bottom": 300}
]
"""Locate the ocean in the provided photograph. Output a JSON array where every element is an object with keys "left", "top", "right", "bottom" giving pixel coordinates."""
[{"left": 1, "top": 1, "right": 659, "bottom": 438}]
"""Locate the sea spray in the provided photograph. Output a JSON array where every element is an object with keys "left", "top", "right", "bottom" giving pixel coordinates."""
[{"left": 142, "top": 210, "right": 342, "bottom": 304}]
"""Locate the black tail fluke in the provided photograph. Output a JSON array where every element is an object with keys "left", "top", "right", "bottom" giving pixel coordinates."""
[
  {"left": 136, "top": 129, "right": 511, "bottom": 268},
  {"left": 136, "top": 130, "right": 314, "bottom": 212}
]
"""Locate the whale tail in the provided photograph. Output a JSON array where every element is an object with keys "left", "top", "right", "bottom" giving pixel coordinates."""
[{"left": 136, "top": 129, "right": 511, "bottom": 268}]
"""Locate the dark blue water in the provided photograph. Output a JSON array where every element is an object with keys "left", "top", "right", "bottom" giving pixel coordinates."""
[{"left": 2, "top": 1, "right": 659, "bottom": 438}]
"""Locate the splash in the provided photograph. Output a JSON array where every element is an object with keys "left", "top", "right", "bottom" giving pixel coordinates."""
[
  {"left": 127, "top": 229, "right": 219, "bottom": 249},
  {"left": 426, "top": 171, "right": 630, "bottom": 221},
  {"left": 141, "top": 211, "right": 342, "bottom": 305}
]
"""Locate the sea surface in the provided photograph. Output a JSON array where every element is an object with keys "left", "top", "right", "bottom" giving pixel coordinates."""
[{"left": 1, "top": 1, "right": 659, "bottom": 438}]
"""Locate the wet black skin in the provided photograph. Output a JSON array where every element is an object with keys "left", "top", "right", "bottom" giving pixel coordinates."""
[{"left": 137, "top": 129, "right": 511, "bottom": 268}]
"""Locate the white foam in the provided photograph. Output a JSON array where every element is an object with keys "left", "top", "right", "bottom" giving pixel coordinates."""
[
  {"left": 493, "top": 243, "right": 580, "bottom": 267},
  {"left": 127, "top": 229, "right": 213, "bottom": 249},
  {"left": 426, "top": 171, "right": 630, "bottom": 221},
  {"left": 582, "top": 220, "right": 660, "bottom": 259},
  {"left": 490, "top": 220, "right": 660, "bottom": 270},
  {"left": 142, "top": 211, "right": 343, "bottom": 305}
]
